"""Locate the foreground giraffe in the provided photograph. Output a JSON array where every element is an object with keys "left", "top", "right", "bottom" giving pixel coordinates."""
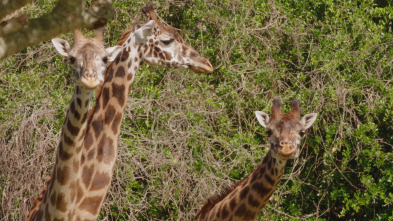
[
  {"left": 195, "top": 98, "right": 317, "bottom": 221},
  {"left": 26, "top": 29, "right": 122, "bottom": 220},
  {"left": 71, "top": 6, "right": 213, "bottom": 220}
]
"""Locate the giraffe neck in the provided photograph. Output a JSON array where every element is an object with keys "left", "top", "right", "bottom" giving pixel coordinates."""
[
  {"left": 29, "top": 86, "right": 93, "bottom": 221},
  {"left": 73, "top": 43, "right": 142, "bottom": 220},
  {"left": 196, "top": 150, "right": 287, "bottom": 221}
]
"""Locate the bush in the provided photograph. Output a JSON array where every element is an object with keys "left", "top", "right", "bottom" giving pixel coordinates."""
[{"left": 1, "top": 0, "right": 392, "bottom": 220}]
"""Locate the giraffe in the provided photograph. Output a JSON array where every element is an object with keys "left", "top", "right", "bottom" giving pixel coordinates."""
[
  {"left": 70, "top": 6, "right": 213, "bottom": 220},
  {"left": 26, "top": 28, "right": 122, "bottom": 221},
  {"left": 195, "top": 98, "right": 317, "bottom": 221}
]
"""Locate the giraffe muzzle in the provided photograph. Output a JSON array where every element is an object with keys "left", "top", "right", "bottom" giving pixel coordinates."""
[
  {"left": 80, "top": 75, "right": 102, "bottom": 89},
  {"left": 276, "top": 145, "right": 298, "bottom": 159},
  {"left": 191, "top": 57, "right": 214, "bottom": 74}
]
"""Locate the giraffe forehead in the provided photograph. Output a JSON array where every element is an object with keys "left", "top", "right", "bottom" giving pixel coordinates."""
[
  {"left": 154, "top": 24, "right": 185, "bottom": 43},
  {"left": 70, "top": 42, "right": 106, "bottom": 59},
  {"left": 269, "top": 116, "right": 302, "bottom": 132}
]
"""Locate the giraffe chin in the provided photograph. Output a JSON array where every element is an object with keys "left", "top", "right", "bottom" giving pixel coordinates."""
[
  {"left": 191, "top": 65, "right": 214, "bottom": 74},
  {"left": 276, "top": 147, "right": 299, "bottom": 160}
]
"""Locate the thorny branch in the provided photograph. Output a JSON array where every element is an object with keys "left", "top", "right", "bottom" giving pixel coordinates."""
[{"left": 0, "top": 0, "right": 114, "bottom": 59}]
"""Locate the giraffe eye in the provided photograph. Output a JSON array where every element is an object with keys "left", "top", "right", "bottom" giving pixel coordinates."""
[
  {"left": 102, "top": 57, "right": 108, "bottom": 63},
  {"left": 161, "top": 39, "right": 174, "bottom": 45},
  {"left": 69, "top": 57, "right": 76, "bottom": 64},
  {"left": 300, "top": 131, "right": 305, "bottom": 137},
  {"left": 266, "top": 130, "right": 273, "bottom": 137}
]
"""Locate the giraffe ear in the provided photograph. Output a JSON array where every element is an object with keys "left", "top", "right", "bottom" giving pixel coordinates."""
[
  {"left": 105, "top": 45, "right": 122, "bottom": 62},
  {"left": 255, "top": 111, "right": 270, "bottom": 128},
  {"left": 51, "top": 38, "right": 71, "bottom": 57},
  {"left": 135, "top": 20, "right": 155, "bottom": 44},
  {"left": 301, "top": 113, "right": 317, "bottom": 130}
]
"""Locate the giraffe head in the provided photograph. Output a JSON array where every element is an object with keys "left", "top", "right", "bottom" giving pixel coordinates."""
[
  {"left": 52, "top": 28, "right": 122, "bottom": 89},
  {"left": 134, "top": 6, "right": 213, "bottom": 74},
  {"left": 255, "top": 98, "right": 317, "bottom": 160}
]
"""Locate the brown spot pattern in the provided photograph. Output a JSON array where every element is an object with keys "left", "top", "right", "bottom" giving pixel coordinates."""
[
  {"left": 127, "top": 73, "right": 133, "bottom": 81},
  {"left": 240, "top": 187, "right": 249, "bottom": 199},
  {"left": 87, "top": 148, "right": 95, "bottom": 161},
  {"left": 78, "top": 196, "right": 104, "bottom": 215},
  {"left": 221, "top": 204, "right": 229, "bottom": 219},
  {"left": 92, "top": 115, "right": 104, "bottom": 138},
  {"left": 97, "top": 135, "right": 115, "bottom": 164},
  {"left": 120, "top": 50, "right": 129, "bottom": 62},
  {"left": 74, "top": 108, "right": 81, "bottom": 120},
  {"left": 76, "top": 181, "right": 84, "bottom": 204},
  {"left": 69, "top": 181, "right": 77, "bottom": 202},
  {"left": 111, "top": 113, "right": 122, "bottom": 134},
  {"left": 58, "top": 142, "right": 72, "bottom": 161},
  {"left": 67, "top": 211, "right": 74, "bottom": 220},
  {"left": 264, "top": 174, "right": 275, "bottom": 186},
  {"left": 115, "top": 54, "right": 120, "bottom": 64},
  {"left": 83, "top": 131, "right": 93, "bottom": 150},
  {"left": 163, "top": 51, "right": 172, "bottom": 60},
  {"left": 56, "top": 166, "right": 70, "bottom": 185},
  {"left": 70, "top": 101, "right": 75, "bottom": 113},
  {"left": 230, "top": 198, "right": 237, "bottom": 210},
  {"left": 81, "top": 112, "right": 88, "bottom": 124},
  {"left": 104, "top": 105, "right": 116, "bottom": 125},
  {"left": 81, "top": 154, "right": 85, "bottom": 164},
  {"left": 112, "top": 83, "right": 125, "bottom": 107},
  {"left": 82, "top": 165, "right": 94, "bottom": 188},
  {"left": 267, "top": 158, "right": 272, "bottom": 169},
  {"left": 66, "top": 120, "right": 80, "bottom": 136},
  {"left": 55, "top": 192, "right": 67, "bottom": 212},
  {"left": 234, "top": 204, "right": 247, "bottom": 217},
  {"left": 63, "top": 134, "right": 74, "bottom": 146},
  {"left": 248, "top": 194, "right": 260, "bottom": 208},
  {"left": 251, "top": 182, "right": 270, "bottom": 198},
  {"left": 115, "top": 66, "right": 125, "bottom": 78},
  {"left": 76, "top": 98, "right": 82, "bottom": 107},
  {"left": 102, "top": 87, "right": 110, "bottom": 108},
  {"left": 89, "top": 171, "right": 111, "bottom": 191},
  {"left": 106, "top": 67, "right": 114, "bottom": 83}
]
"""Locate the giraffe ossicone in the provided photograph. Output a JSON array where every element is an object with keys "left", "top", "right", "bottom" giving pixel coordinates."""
[{"left": 196, "top": 98, "right": 317, "bottom": 221}]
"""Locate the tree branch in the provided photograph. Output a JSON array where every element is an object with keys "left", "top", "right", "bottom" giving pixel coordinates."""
[
  {"left": 0, "top": 0, "right": 33, "bottom": 21},
  {"left": 0, "top": 0, "right": 114, "bottom": 60},
  {"left": 0, "top": 14, "right": 29, "bottom": 36}
]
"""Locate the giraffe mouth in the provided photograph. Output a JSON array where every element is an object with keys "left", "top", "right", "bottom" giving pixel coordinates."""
[
  {"left": 189, "top": 57, "right": 214, "bottom": 74},
  {"left": 276, "top": 146, "right": 299, "bottom": 159}
]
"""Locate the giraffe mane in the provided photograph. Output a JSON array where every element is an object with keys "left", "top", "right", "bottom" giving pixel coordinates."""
[
  {"left": 195, "top": 169, "right": 256, "bottom": 219},
  {"left": 25, "top": 177, "right": 51, "bottom": 221},
  {"left": 115, "top": 23, "right": 140, "bottom": 46},
  {"left": 88, "top": 23, "right": 139, "bottom": 122}
]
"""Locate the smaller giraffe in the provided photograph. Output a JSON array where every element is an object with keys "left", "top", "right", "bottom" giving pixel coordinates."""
[
  {"left": 195, "top": 98, "right": 317, "bottom": 221},
  {"left": 26, "top": 28, "right": 122, "bottom": 221}
]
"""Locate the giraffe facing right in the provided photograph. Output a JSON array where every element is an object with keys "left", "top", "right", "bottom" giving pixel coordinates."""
[
  {"left": 70, "top": 6, "right": 213, "bottom": 220},
  {"left": 195, "top": 98, "right": 317, "bottom": 221}
]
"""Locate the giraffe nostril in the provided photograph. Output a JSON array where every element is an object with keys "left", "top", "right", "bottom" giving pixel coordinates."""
[{"left": 279, "top": 140, "right": 292, "bottom": 146}]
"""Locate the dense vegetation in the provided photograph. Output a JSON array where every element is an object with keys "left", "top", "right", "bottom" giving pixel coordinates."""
[{"left": 1, "top": 0, "right": 393, "bottom": 220}]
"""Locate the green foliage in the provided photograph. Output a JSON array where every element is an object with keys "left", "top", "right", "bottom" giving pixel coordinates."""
[{"left": 1, "top": 0, "right": 393, "bottom": 220}]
